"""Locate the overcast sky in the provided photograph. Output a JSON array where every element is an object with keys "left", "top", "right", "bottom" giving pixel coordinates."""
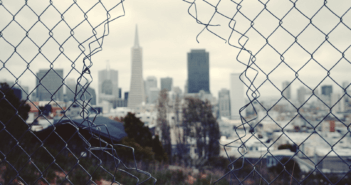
[{"left": 1, "top": 0, "right": 351, "bottom": 101}]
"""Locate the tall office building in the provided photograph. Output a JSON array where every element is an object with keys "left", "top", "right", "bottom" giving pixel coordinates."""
[
  {"left": 173, "top": 86, "right": 183, "bottom": 98},
  {"left": 187, "top": 49, "right": 210, "bottom": 94},
  {"left": 321, "top": 85, "right": 333, "bottom": 107},
  {"left": 230, "top": 73, "right": 245, "bottom": 120},
  {"left": 145, "top": 76, "right": 157, "bottom": 103},
  {"left": 161, "top": 77, "right": 173, "bottom": 91},
  {"left": 36, "top": 69, "right": 64, "bottom": 101},
  {"left": 321, "top": 85, "right": 333, "bottom": 97},
  {"left": 87, "top": 88, "right": 96, "bottom": 105},
  {"left": 342, "top": 81, "right": 349, "bottom": 90},
  {"left": 65, "top": 78, "right": 76, "bottom": 101},
  {"left": 331, "top": 93, "right": 345, "bottom": 113},
  {"left": 149, "top": 87, "right": 160, "bottom": 104},
  {"left": 341, "top": 81, "right": 349, "bottom": 110},
  {"left": 297, "top": 86, "right": 307, "bottom": 105},
  {"left": 124, "top": 92, "right": 129, "bottom": 100},
  {"left": 282, "top": 81, "right": 291, "bottom": 99},
  {"left": 128, "top": 26, "right": 145, "bottom": 109},
  {"left": 98, "top": 64, "right": 118, "bottom": 103},
  {"left": 218, "top": 88, "right": 231, "bottom": 118},
  {"left": 65, "top": 78, "right": 96, "bottom": 105}
]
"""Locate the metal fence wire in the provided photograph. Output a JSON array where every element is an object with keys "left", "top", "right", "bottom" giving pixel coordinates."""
[
  {"left": 181, "top": 0, "right": 351, "bottom": 184},
  {"left": 0, "top": 0, "right": 157, "bottom": 184},
  {"left": 1, "top": 0, "right": 351, "bottom": 184}
]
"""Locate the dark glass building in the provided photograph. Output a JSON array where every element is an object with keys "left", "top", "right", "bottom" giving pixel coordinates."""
[
  {"left": 322, "top": 85, "right": 333, "bottom": 97},
  {"left": 124, "top": 92, "right": 129, "bottom": 100},
  {"left": 36, "top": 69, "right": 64, "bottom": 101},
  {"left": 187, "top": 49, "right": 210, "bottom": 93}
]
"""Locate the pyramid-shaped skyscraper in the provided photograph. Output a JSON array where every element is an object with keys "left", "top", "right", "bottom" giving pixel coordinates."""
[{"left": 128, "top": 25, "right": 145, "bottom": 109}]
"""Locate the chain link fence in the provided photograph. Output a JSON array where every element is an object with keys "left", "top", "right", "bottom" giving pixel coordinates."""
[
  {"left": 181, "top": 0, "right": 351, "bottom": 184},
  {"left": 0, "top": 0, "right": 158, "bottom": 184}
]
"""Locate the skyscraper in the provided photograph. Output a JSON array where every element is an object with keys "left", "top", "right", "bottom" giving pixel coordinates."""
[
  {"left": 149, "top": 87, "right": 160, "bottom": 104},
  {"left": 218, "top": 88, "right": 231, "bottom": 118},
  {"left": 297, "top": 86, "right": 307, "bottom": 105},
  {"left": 173, "top": 86, "right": 183, "bottom": 98},
  {"left": 66, "top": 78, "right": 96, "bottom": 105},
  {"left": 282, "top": 81, "right": 291, "bottom": 99},
  {"left": 161, "top": 77, "right": 173, "bottom": 91},
  {"left": 124, "top": 92, "right": 129, "bottom": 100},
  {"left": 145, "top": 76, "right": 157, "bottom": 103},
  {"left": 321, "top": 85, "right": 333, "bottom": 97},
  {"left": 36, "top": 69, "right": 64, "bottom": 101},
  {"left": 65, "top": 78, "right": 76, "bottom": 101},
  {"left": 187, "top": 49, "right": 210, "bottom": 94},
  {"left": 98, "top": 63, "right": 118, "bottom": 103},
  {"left": 128, "top": 25, "right": 145, "bottom": 109},
  {"left": 331, "top": 93, "right": 345, "bottom": 113},
  {"left": 230, "top": 73, "right": 245, "bottom": 120},
  {"left": 342, "top": 81, "right": 349, "bottom": 90}
]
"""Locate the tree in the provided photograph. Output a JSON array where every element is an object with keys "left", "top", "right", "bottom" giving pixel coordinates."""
[
  {"left": 0, "top": 83, "right": 30, "bottom": 142},
  {"left": 156, "top": 89, "right": 172, "bottom": 160},
  {"left": 39, "top": 104, "right": 52, "bottom": 117},
  {"left": 182, "top": 97, "right": 220, "bottom": 160},
  {"left": 123, "top": 112, "right": 153, "bottom": 147},
  {"left": 152, "top": 135, "right": 168, "bottom": 162},
  {"left": 121, "top": 112, "right": 168, "bottom": 162},
  {"left": 269, "top": 157, "right": 301, "bottom": 177},
  {"left": 0, "top": 83, "right": 33, "bottom": 184}
]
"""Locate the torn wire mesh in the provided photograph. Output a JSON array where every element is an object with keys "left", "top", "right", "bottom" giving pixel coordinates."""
[
  {"left": 182, "top": 0, "right": 351, "bottom": 184},
  {"left": 0, "top": 0, "right": 156, "bottom": 184}
]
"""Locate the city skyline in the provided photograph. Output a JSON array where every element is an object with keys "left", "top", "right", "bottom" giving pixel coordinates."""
[{"left": 1, "top": 0, "right": 350, "bottom": 101}]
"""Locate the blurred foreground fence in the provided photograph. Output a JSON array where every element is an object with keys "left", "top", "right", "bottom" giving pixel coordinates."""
[{"left": 1, "top": 0, "right": 351, "bottom": 184}]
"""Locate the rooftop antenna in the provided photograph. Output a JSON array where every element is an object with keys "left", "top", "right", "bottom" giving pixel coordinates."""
[{"left": 134, "top": 25, "right": 139, "bottom": 48}]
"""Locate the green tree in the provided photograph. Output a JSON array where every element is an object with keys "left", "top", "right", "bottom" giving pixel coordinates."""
[
  {"left": 269, "top": 157, "right": 301, "bottom": 178},
  {"left": 0, "top": 83, "right": 32, "bottom": 184},
  {"left": 152, "top": 135, "right": 168, "bottom": 162},
  {"left": 0, "top": 82, "right": 31, "bottom": 146},
  {"left": 123, "top": 112, "right": 153, "bottom": 147},
  {"left": 121, "top": 112, "right": 168, "bottom": 162}
]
